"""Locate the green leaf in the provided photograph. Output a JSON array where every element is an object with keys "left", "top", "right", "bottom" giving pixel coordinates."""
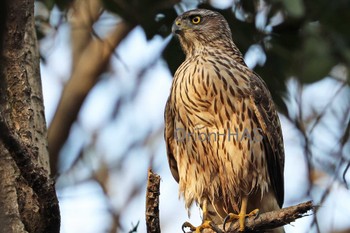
[{"left": 282, "top": 0, "right": 305, "bottom": 18}]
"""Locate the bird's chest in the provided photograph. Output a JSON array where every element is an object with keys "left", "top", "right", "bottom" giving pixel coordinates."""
[
  {"left": 171, "top": 60, "right": 246, "bottom": 128},
  {"left": 171, "top": 62, "right": 215, "bottom": 126}
]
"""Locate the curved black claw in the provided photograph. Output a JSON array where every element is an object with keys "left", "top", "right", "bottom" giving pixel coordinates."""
[
  {"left": 182, "top": 222, "right": 196, "bottom": 233},
  {"left": 223, "top": 215, "right": 230, "bottom": 232},
  {"left": 209, "top": 222, "right": 224, "bottom": 233}
]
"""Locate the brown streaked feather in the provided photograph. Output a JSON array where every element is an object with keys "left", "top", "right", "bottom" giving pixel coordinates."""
[
  {"left": 249, "top": 74, "right": 285, "bottom": 207},
  {"left": 164, "top": 96, "right": 179, "bottom": 182}
]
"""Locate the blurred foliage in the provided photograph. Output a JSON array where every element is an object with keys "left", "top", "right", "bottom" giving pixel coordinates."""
[
  {"left": 37, "top": 0, "right": 73, "bottom": 10},
  {"left": 101, "top": 0, "right": 179, "bottom": 38},
  {"left": 36, "top": 0, "right": 350, "bottom": 112}
]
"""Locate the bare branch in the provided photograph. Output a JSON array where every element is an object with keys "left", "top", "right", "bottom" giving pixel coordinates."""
[
  {"left": 70, "top": 0, "right": 103, "bottom": 67},
  {"left": 146, "top": 169, "right": 161, "bottom": 233},
  {"left": 48, "top": 18, "right": 134, "bottom": 176},
  {"left": 200, "top": 201, "right": 314, "bottom": 233}
]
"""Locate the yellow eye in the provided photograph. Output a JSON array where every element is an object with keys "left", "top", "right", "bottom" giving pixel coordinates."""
[{"left": 191, "top": 16, "right": 201, "bottom": 24}]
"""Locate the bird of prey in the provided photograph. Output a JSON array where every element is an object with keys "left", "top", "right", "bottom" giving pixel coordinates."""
[{"left": 164, "top": 9, "right": 285, "bottom": 233}]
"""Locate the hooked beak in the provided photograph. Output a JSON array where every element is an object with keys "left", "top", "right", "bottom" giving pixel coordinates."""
[{"left": 172, "top": 19, "right": 182, "bottom": 35}]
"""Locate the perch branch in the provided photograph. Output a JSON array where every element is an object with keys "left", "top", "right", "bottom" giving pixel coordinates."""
[
  {"left": 203, "top": 201, "right": 314, "bottom": 233},
  {"left": 144, "top": 170, "right": 314, "bottom": 233},
  {"left": 146, "top": 169, "right": 161, "bottom": 233}
]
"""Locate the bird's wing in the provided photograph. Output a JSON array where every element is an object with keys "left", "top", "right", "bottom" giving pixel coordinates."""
[
  {"left": 249, "top": 73, "right": 285, "bottom": 207},
  {"left": 164, "top": 96, "right": 179, "bottom": 182}
]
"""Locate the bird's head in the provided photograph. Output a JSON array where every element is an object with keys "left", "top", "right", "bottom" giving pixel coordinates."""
[{"left": 172, "top": 9, "right": 233, "bottom": 55}]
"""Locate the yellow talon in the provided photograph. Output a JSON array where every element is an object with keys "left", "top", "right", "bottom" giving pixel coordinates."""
[
  {"left": 182, "top": 199, "right": 222, "bottom": 233},
  {"left": 223, "top": 197, "right": 259, "bottom": 231},
  {"left": 182, "top": 220, "right": 213, "bottom": 233},
  {"left": 197, "top": 220, "right": 212, "bottom": 232}
]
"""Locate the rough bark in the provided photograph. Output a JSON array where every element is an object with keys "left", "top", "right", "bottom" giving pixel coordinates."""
[
  {"left": 146, "top": 169, "right": 161, "bottom": 233},
  {"left": 0, "top": 0, "right": 60, "bottom": 232}
]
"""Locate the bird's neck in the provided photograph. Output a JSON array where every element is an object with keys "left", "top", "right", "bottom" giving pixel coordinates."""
[{"left": 184, "top": 40, "right": 246, "bottom": 66}]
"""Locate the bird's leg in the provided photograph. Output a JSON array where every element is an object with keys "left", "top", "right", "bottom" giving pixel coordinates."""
[
  {"left": 223, "top": 196, "right": 259, "bottom": 232},
  {"left": 182, "top": 199, "right": 217, "bottom": 233},
  {"left": 201, "top": 198, "right": 210, "bottom": 225}
]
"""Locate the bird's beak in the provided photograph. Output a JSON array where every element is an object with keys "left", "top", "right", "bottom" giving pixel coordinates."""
[{"left": 172, "top": 19, "right": 182, "bottom": 35}]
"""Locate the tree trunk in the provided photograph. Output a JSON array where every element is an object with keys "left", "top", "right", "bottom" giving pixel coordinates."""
[{"left": 0, "top": 0, "right": 60, "bottom": 232}]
